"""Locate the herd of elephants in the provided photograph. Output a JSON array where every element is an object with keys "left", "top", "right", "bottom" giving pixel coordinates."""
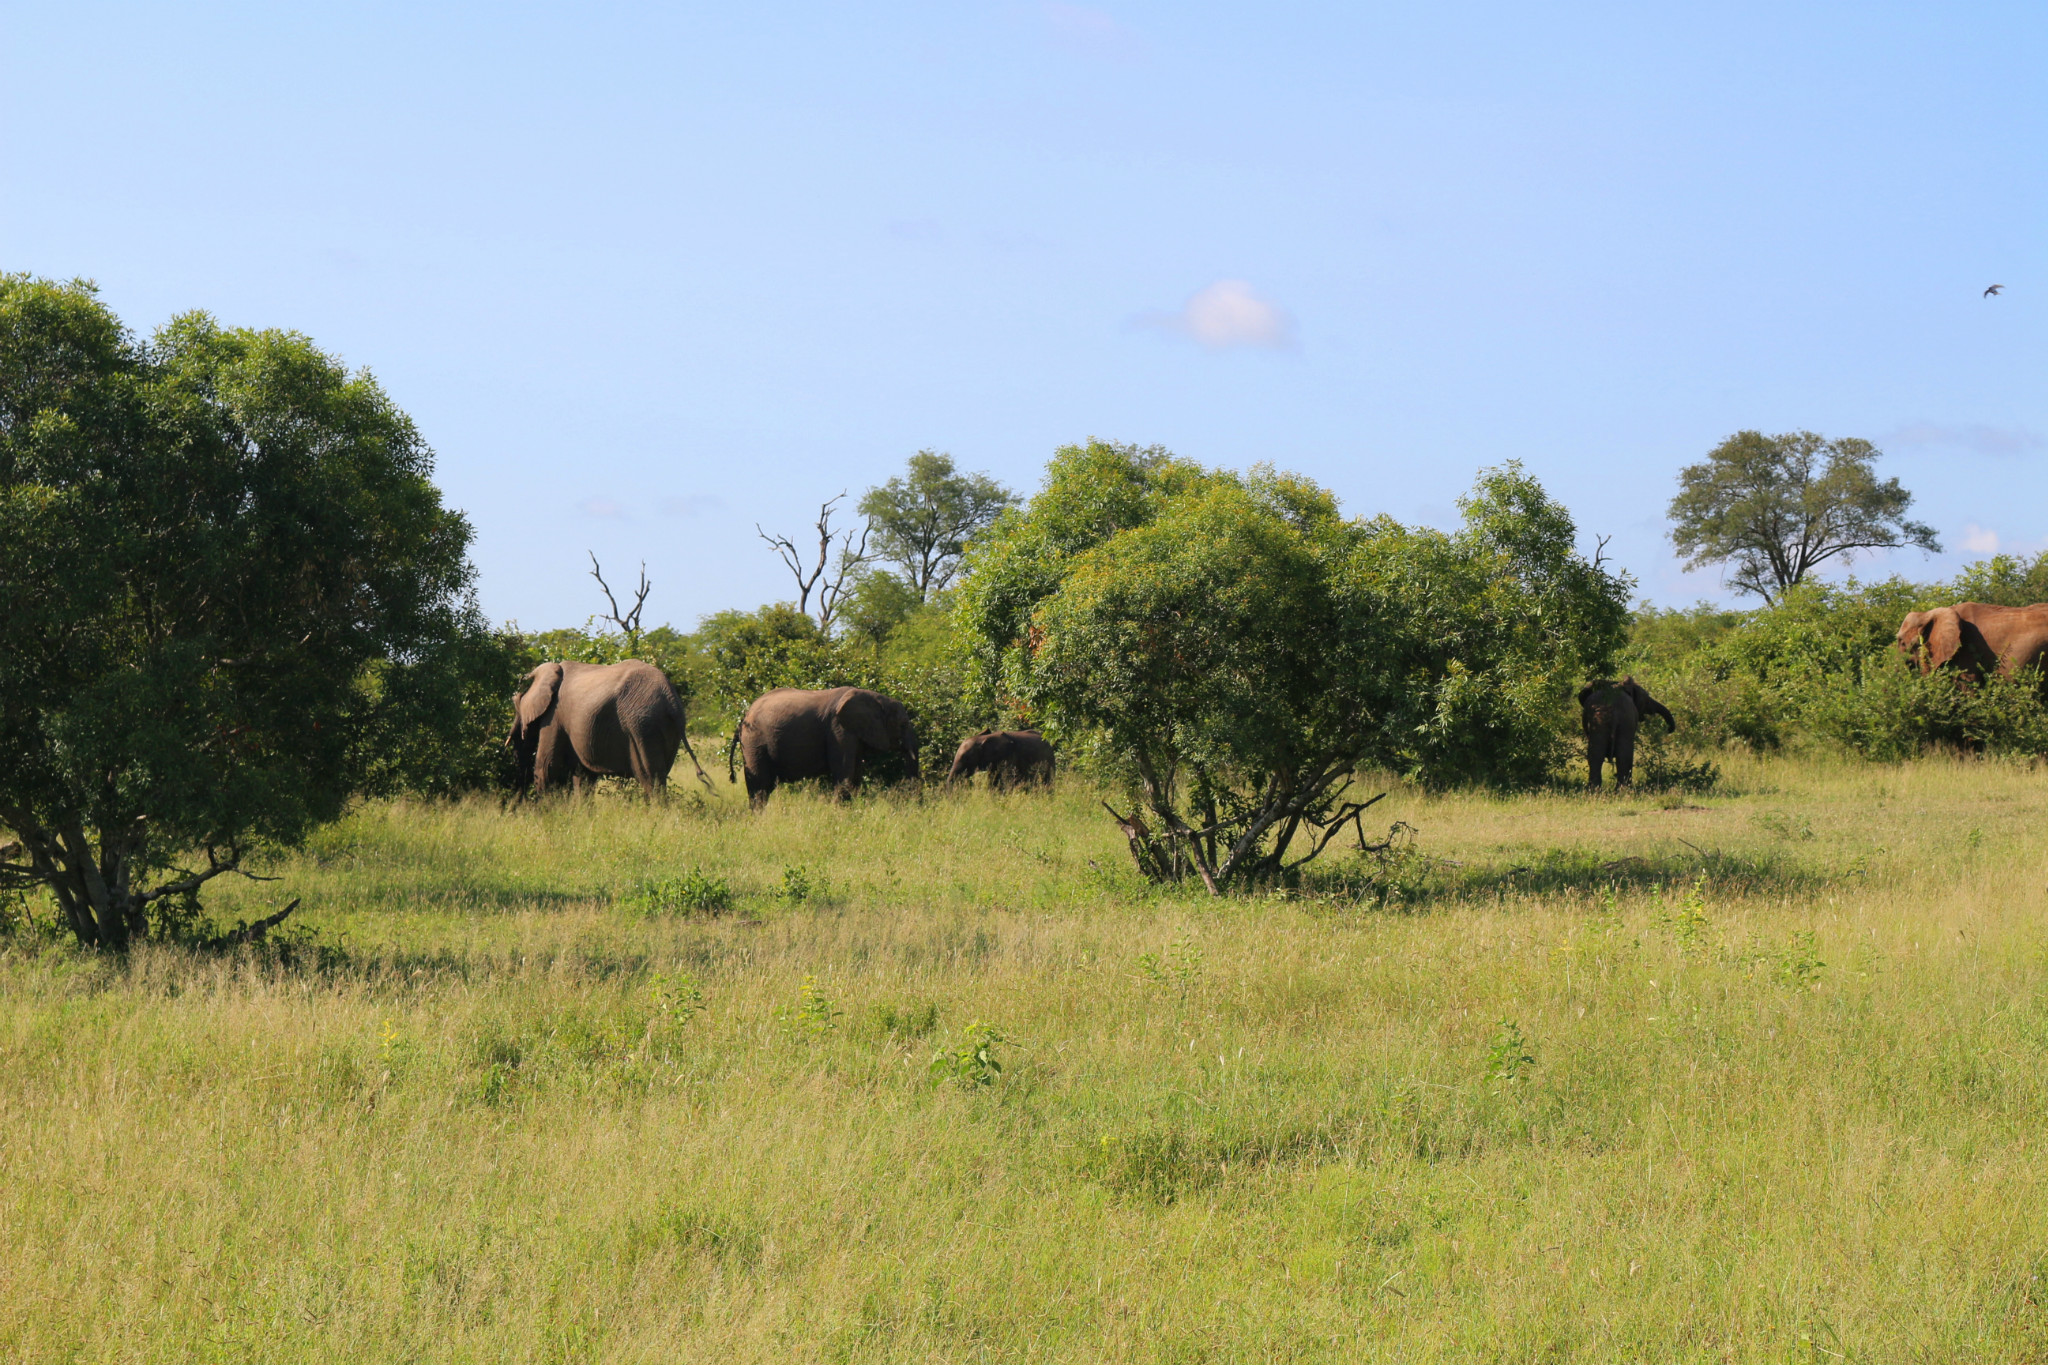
[{"left": 501, "top": 602, "right": 2048, "bottom": 804}]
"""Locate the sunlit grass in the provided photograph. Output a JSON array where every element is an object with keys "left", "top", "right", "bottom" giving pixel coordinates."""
[{"left": 5, "top": 755, "right": 2048, "bottom": 1360}]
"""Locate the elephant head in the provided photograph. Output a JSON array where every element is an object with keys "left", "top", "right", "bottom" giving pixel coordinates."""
[
  {"left": 1897, "top": 608, "right": 1964, "bottom": 673},
  {"left": 505, "top": 662, "right": 564, "bottom": 788},
  {"left": 949, "top": 730, "right": 997, "bottom": 783},
  {"left": 838, "top": 688, "right": 920, "bottom": 781},
  {"left": 1619, "top": 677, "right": 1676, "bottom": 732}
]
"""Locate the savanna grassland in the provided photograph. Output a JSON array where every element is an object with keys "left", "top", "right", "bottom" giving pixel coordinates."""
[{"left": 6, "top": 756, "right": 2048, "bottom": 1363}]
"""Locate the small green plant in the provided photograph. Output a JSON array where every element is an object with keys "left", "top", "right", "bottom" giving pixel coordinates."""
[
  {"left": 1485, "top": 1018, "right": 1536, "bottom": 1084},
  {"left": 871, "top": 1001, "right": 940, "bottom": 1038},
  {"left": 1775, "top": 930, "right": 1826, "bottom": 990},
  {"left": 648, "top": 972, "right": 706, "bottom": 1033},
  {"left": 1658, "top": 874, "right": 1711, "bottom": 954},
  {"left": 628, "top": 868, "right": 732, "bottom": 917},
  {"left": 1752, "top": 809, "right": 1815, "bottom": 841},
  {"left": 930, "top": 1021, "right": 1009, "bottom": 1088},
  {"left": 1134, "top": 934, "right": 1203, "bottom": 1006},
  {"left": 777, "top": 974, "right": 841, "bottom": 1038},
  {"left": 781, "top": 865, "right": 822, "bottom": 904}
]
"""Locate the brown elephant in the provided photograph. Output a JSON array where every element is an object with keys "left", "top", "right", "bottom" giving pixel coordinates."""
[
  {"left": 507, "top": 660, "right": 707, "bottom": 797},
  {"left": 1897, "top": 603, "right": 2048, "bottom": 679},
  {"left": 947, "top": 730, "right": 1056, "bottom": 789},
  {"left": 1579, "top": 677, "right": 1676, "bottom": 790},
  {"left": 729, "top": 686, "right": 920, "bottom": 807}
]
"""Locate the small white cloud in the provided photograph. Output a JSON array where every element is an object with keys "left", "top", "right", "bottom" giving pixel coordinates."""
[
  {"left": 1887, "top": 422, "right": 2045, "bottom": 456},
  {"left": 660, "top": 494, "right": 722, "bottom": 518},
  {"left": 1962, "top": 523, "right": 2001, "bottom": 555},
  {"left": 1139, "top": 279, "right": 1297, "bottom": 351},
  {"left": 579, "top": 498, "right": 626, "bottom": 519},
  {"left": 1040, "top": 1, "right": 1144, "bottom": 61}
]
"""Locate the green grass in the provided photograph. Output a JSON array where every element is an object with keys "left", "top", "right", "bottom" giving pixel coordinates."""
[{"left": 7, "top": 755, "right": 2048, "bottom": 1361}]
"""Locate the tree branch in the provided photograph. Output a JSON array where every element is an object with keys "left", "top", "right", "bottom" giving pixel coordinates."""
[{"left": 588, "top": 553, "right": 651, "bottom": 648}]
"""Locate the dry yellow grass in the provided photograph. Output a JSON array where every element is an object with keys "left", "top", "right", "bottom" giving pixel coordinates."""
[{"left": 4, "top": 754, "right": 2047, "bottom": 1361}]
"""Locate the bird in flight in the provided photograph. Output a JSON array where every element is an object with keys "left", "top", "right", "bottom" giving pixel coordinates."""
[{"left": 1984, "top": 284, "right": 2004, "bottom": 297}]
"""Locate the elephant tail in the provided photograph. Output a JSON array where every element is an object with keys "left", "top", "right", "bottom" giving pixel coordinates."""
[{"left": 726, "top": 717, "right": 743, "bottom": 785}]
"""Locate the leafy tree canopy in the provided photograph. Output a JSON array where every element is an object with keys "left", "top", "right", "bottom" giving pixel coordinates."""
[
  {"left": 1669, "top": 430, "right": 1938, "bottom": 603},
  {"left": 957, "top": 442, "right": 1629, "bottom": 889},
  {"left": 858, "top": 450, "right": 1018, "bottom": 601},
  {"left": 0, "top": 275, "right": 485, "bottom": 948}
]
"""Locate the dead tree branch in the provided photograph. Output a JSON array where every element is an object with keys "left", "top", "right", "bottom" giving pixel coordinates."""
[
  {"left": 588, "top": 553, "right": 651, "bottom": 650},
  {"left": 758, "top": 494, "right": 872, "bottom": 633},
  {"left": 218, "top": 898, "right": 301, "bottom": 947}
]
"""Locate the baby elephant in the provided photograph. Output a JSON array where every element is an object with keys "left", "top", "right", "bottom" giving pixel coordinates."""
[
  {"left": 948, "top": 730, "right": 1056, "bottom": 789},
  {"left": 1578, "top": 677, "right": 1676, "bottom": 790}
]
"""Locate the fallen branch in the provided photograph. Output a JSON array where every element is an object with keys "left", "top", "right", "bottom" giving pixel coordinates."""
[{"left": 216, "top": 898, "right": 301, "bottom": 947}]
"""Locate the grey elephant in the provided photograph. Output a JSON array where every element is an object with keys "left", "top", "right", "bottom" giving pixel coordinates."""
[
  {"left": 1578, "top": 677, "right": 1676, "bottom": 790},
  {"left": 507, "top": 660, "right": 708, "bottom": 797},
  {"left": 947, "top": 730, "right": 1056, "bottom": 789},
  {"left": 729, "top": 686, "right": 920, "bottom": 807}
]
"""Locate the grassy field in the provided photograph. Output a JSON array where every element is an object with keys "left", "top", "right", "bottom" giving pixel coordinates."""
[{"left": 6, "top": 754, "right": 2048, "bottom": 1362}]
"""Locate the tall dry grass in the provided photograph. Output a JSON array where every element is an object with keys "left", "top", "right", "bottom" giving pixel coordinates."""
[{"left": 4, "top": 756, "right": 2048, "bottom": 1361}]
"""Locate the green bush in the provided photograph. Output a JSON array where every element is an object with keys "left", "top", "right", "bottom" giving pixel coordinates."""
[{"left": 625, "top": 868, "right": 734, "bottom": 917}]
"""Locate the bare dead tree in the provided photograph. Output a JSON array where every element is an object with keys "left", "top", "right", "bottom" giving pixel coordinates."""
[
  {"left": 1592, "top": 533, "right": 1613, "bottom": 574},
  {"left": 588, "top": 552, "right": 651, "bottom": 652},
  {"left": 757, "top": 493, "right": 873, "bottom": 633}
]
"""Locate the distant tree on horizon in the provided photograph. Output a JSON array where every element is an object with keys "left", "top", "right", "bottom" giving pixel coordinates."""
[{"left": 1668, "top": 430, "right": 1939, "bottom": 604}]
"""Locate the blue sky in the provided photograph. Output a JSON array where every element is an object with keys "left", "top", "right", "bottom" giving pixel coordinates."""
[{"left": 4, "top": 1, "right": 2041, "bottom": 628}]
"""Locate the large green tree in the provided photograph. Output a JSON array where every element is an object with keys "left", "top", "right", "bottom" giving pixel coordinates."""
[
  {"left": 1669, "top": 430, "right": 1939, "bottom": 603},
  {"left": 858, "top": 450, "right": 1017, "bottom": 602},
  {"left": 0, "top": 276, "right": 485, "bottom": 948},
  {"left": 957, "top": 441, "right": 1629, "bottom": 890}
]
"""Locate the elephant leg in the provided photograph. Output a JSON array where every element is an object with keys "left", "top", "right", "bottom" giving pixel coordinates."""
[
  {"left": 1614, "top": 731, "right": 1636, "bottom": 787},
  {"left": 826, "top": 734, "right": 862, "bottom": 800},
  {"left": 744, "top": 766, "right": 775, "bottom": 810},
  {"left": 628, "top": 737, "right": 662, "bottom": 800},
  {"left": 1585, "top": 733, "right": 1605, "bottom": 790}
]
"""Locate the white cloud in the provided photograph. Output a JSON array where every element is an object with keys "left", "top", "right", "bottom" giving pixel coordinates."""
[
  {"left": 1140, "top": 279, "right": 1296, "bottom": 351},
  {"left": 1040, "top": 1, "right": 1144, "bottom": 60},
  {"left": 1962, "top": 523, "right": 2001, "bottom": 555},
  {"left": 1887, "top": 422, "right": 2045, "bottom": 456}
]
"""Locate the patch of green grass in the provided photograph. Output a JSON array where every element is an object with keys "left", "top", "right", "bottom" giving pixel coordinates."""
[{"left": 4, "top": 757, "right": 2048, "bottom": 1359}]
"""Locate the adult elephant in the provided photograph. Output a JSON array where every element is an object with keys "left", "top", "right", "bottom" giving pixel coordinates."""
[
  {"left": 730, "top": 686, "right": 920, "bottom": 807},
  {"left": 507, "top": 660, "right": 708, "bottom": 798},
  {"left": 1897, "top": 603, "right": 2048, "bottom": 679},
  {"left": 948, "top": 730, "right": 1056, "bottom": 789},
  {"left": 1579, "top": 677, "right": 1676, "bottom": 790}
]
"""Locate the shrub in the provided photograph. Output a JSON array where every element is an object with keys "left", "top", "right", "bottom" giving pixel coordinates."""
[{"left": 626, "top": 869, "right": 733, "bottom": 917}]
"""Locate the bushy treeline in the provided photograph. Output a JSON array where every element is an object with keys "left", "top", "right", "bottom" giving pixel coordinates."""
[
  {"left": 1626, "top": 553, "right": 2048, "bottom": 760},
  {"left": 496, "top": 443, "right": 1634, "bottom": 830}
]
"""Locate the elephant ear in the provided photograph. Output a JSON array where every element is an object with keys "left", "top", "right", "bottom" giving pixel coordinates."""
[
  {"left": 833, "top": 689, "right": 892, "bottom": 749},
  {"left": 516, "top": 663, "right": 565, "bottom": 733},
  {"left": 1927, "top": 609, "right": 1965, "bottom": 668}
]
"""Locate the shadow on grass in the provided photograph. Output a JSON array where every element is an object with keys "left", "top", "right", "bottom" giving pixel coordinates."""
[{"left": 1298, "top": 842, "right": 1828, "bottom": 911}]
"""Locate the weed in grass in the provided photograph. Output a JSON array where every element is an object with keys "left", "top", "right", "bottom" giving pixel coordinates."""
[
  {"left": 648, "top": 972, "right": 706, "bottom": 1033},
  {"left": 779, "top": 864, "right": 826, "bottom": 904},
  {"left": 1485, "top": 1018, "right": 1537, "bottom": 1084},
  {"left": 929, "top": 1021, "right": 1008, "bottom": 1088},
  {"left": 1657, "top": 874, "right": 1712, "bottom": 954},
  {"left": 870, "top": 1000, "right": 940, "bottom": 1038},
  {"left": 627, "top": 1204, "right": 763, "bottom": 1269},
  {"left": 1775, "top": 929, "right": 1826, "bottom": 989},
  {"left": 1134, "top": 933, "right": 1203, "bottom": 1006},
  {"left": 627, "top": 868, "right": 732, "bottom": 917},
  {"left": 1752, "top": 809, "right": 1815, "bottom": 841},
  {"left": 776, "top": 973, "right": 841, "bottom": 1038}
]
